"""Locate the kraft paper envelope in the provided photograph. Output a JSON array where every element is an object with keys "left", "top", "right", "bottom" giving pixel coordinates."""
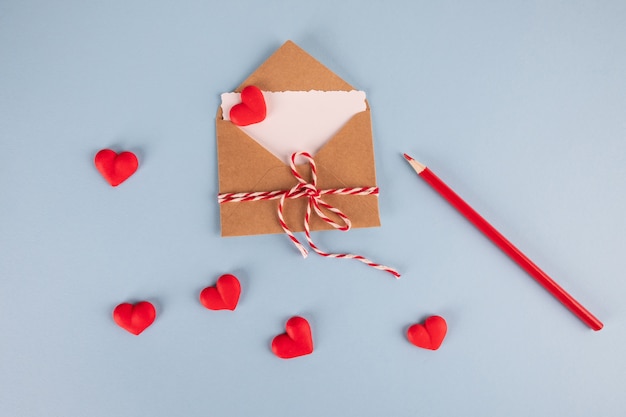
[{"left": 216, "top": 40, "right": 380, "bottom": 237}]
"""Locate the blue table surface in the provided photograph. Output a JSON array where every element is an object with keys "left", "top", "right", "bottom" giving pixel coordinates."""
[{"left": 1, "top": 1, "right": 625, "bottom": 416}]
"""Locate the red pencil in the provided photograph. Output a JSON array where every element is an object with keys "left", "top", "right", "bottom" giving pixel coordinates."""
[{"left": 403, "top": 153, "right": 603, "bottom": 331}]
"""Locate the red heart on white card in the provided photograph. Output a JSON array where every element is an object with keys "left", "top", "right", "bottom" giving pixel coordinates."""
[
  {"left": 94, "top": 149, "right": 138, "bottom": 186},
  {"left": 271, "top": 316, "right": 314, "bottom": 359},
  {"left": 406, "top": 315, "right": 447, "bottom": 350},
  {"left": 199, "top": 274, "right": 241, "bottom": 311},
  {"left": 229, "top": 85, "right": 266, "bottom": 126},
  {"left": 113, "top": 301, "right": 156, "bottom": 335}
]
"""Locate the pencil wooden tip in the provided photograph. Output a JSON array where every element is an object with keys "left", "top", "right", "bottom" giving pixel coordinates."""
[{"left": 403, "top": 153, "right": 426, "bottom": 173}]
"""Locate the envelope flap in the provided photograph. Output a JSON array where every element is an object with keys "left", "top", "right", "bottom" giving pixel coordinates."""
[
  {"left": 216, "top": 109, "right": 291, "bottom": 193},
  {"left": 314, "top": 109, "right": 377, "bottom": 189},
  {"left": 237, "top": 40, "right": 354, "bottom": 92},
  {"left": 217, "top": 107, "right": 377, "bottom": 193}
]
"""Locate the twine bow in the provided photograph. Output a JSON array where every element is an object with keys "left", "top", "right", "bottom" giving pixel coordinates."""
[{"left": 218, "top": 151, "right": 400, "bottom": 278}]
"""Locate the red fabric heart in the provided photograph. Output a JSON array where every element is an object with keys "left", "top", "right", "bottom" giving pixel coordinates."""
[
  {"left": 94, "top": 149, "right": 138, "bottom": 186},
  {"left": 407, "top": 315, "right": 447, "bottom": 350},
  {"left": 271, "top": 316, "right": 314, "bottom": 359},
  {"left": 113, "top": 301, "right": 156, "bottom": 335},
  {"left": 199, "top": 274, "right": 241, "bottom": 311},
  {"left": 229, "top": 85, "right": 266, "bottom": 126}
]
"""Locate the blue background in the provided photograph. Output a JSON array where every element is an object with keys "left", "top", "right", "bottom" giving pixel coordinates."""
[{"left": 1, "top": 1, "right": 625, "bottom": 416}]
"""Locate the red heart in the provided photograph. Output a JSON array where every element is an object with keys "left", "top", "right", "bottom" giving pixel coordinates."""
[
  {"left": 94, "top": 149, "right": 138, "bottom": 186},
  {"left": 271, "top": 316, "right": 314, "bottom": 359},
  {"left": 113, "top": 301, "right": 156, "bottom": 335},
  {"left": 199, "top": 274, "right": 241, "bottom": 311},
  {"left": 229, "top": 85, "right": 266, "bottom": 126},
  {"left": 406, "top": 315, "right": 447, "bottom": 350}
]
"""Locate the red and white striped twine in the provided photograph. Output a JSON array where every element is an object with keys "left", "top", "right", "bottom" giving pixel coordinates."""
[{"left": 218, "top": 151, "right": 400, "bottom": 278}]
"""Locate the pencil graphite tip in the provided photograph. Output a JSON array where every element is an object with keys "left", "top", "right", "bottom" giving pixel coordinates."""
[{"left": 403, "top": 153, "right": 414, "bottom": 162}]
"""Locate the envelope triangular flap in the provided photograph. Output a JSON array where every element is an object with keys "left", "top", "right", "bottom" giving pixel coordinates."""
[
  {"left": 217, "top": 40, "right": 381, "bottom": 237},
  {"left": 236, "top": 40, "right": 354, "bottom": 92}
]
